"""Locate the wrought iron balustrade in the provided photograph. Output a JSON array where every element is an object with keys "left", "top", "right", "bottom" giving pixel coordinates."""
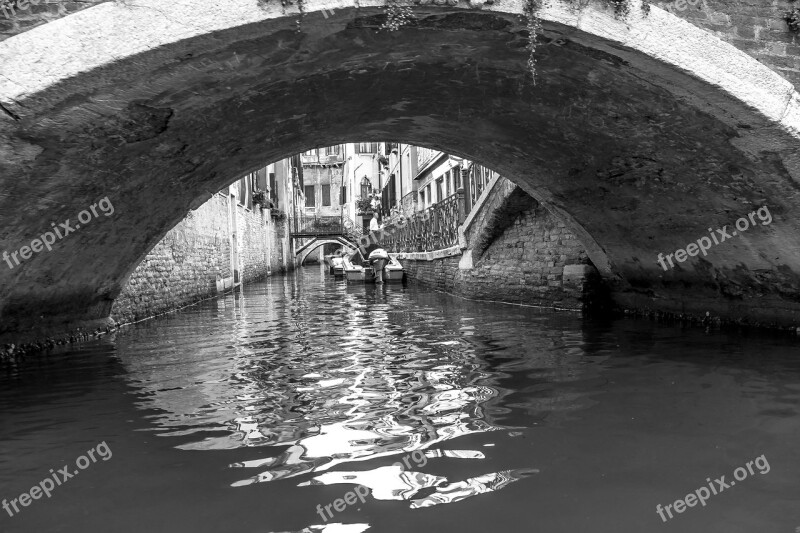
[
  {"left": 342, "top": 214, "right": 365, "bottom": 242},
  {"left": 380, "top": 190, "right": 465, "bottom": 253},
  {"left": 291, "top": 214, "right": 344, "bottom": 236}
]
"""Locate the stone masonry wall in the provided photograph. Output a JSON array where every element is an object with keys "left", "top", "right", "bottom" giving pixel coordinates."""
[
  {"left": 239, "top": 206, "right": 268, "bottom": 283},
  {"left": 403, "top": 192, "right": 599, "bottom": 310},
  {"left": 269, "top": 215, "right": 288, "bottom": 271},
  {"left": 2, "top": 1, "right": 798, "bottom": 88},
  {"left": 652, "top": 0, "right": 800, "bottom": 87},
  {"left": 111, "top": 193, "right": 287, "bottom": 324}
]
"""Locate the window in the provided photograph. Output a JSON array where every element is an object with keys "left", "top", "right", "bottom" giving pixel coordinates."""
[
  {"left": 474, "top": 167, "right": 481, "bottom": 196},
  {"left": 436, "top": 178, "right": 443, "bottom": 204},
  {"left": 304, "top": 185, "right": 315, "bottom": 207},
  {"left": 325, "top": 145, "right": 340, "bottom": 155},
  {"left": 445, "top": 171, "right": 452, "bottom": 198},
  {"left": 387, "top": 174, "right": 397, "bottom": 208},
  {"left": 322, "top": 184, "right": 331, "bottom": 207},
  {"left": 419, "top": 189, "right": 425, "bottom": 207},
  {"left": 340, "top": 185, "right": 347, "bottom": 205},
  {"left": 360, "top": 176, "right": 371, "bottom": 199},
  {"left": 355, "top": 143, "right": 377, "bottom": 154},
  {"left": 238, "top": 176, "right": 248, "bottom": 206},
  {"left": 256, "top": 168, "right": 267, "bottom": 191},
  {"left": 269, "top": 172, "right": 278, "bottom": 207},
  {"left": 426, "top": 184, "right": 432, "bottom": 207}
]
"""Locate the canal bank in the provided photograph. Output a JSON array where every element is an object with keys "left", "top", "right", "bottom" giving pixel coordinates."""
[{"left": 394, "top": 179, "right": 601, "bottom": 311}]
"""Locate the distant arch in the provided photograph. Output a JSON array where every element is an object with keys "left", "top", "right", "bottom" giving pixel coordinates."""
[{"left": 296, "top": 238, "right": 355, "bottom": 266}]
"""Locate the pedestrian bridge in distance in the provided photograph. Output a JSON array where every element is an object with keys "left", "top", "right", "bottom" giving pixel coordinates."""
[
  {"left": 1, "top": 0, "right": 799, "bottom": 342},
  {"left": 290, "top": 215, "right": 361, "bottom": 265}
]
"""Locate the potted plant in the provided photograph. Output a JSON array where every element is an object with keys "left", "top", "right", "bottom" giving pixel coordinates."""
[
  {"left": 252, "top": 190, "right": 268, "bottom": 209},
  {"left": 356, "top": 197, "right": 373, "bottom": 215}
]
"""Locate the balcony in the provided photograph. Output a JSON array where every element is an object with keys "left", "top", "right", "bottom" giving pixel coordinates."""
[
  {"left": 301, "top": 153, "right": 344, "bottom": 166},
  {"left": 319, "top": 153, "right": 344, "bottom": 165}
]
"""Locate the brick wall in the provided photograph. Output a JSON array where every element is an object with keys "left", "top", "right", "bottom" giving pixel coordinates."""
[
  {"left": 111, "top": 193, "right": 289, "bottom": 324},
  {"left": 403, "top": 189, "right": 601, "bottom": 310},
  {"left": 653, "top": 0, "right": 800, "bottom": 87}
]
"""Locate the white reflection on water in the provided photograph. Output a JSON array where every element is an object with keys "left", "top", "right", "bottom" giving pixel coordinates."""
[
  {"left": 227, "top": 416, "right": 500, "bottom": 486},
  {"left": 410, "top": 468, "right": 539, "bottom": 508},
  {"left": 294, "top": 461, "right": 537, "bottom": 507},
  {"left": 117, "top": 275, "right": 571, "bottom": 508},
  {"left": 300, "top": 464, "right": 447, "bottom": 500},
  {"left": 270, "top": 524, "right": 371, "bottom": 533}
]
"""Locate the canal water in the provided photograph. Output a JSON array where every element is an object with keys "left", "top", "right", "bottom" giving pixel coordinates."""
[{"left": 1, "top": 266, "right": 799, "bottom": 533}]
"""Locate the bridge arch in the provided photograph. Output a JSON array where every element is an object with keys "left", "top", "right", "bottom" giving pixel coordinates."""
[
  {"left": 296, "top": 237, "right": 356, "bottom": 266},
  {"left": 1, "top": 0, "right": 799, "bottom": 337}
]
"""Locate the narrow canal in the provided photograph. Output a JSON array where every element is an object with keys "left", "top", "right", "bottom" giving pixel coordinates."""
[{"left": 1, "top": 266, "right": 799, "bottom": 533}]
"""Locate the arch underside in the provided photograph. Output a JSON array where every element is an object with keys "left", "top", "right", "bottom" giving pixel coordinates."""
[
  {"left": 1, "top": 0, "right": 799, "bottom": 335},
  {"left": 297, "top": 238, "right": 354, "bottom": 265}
]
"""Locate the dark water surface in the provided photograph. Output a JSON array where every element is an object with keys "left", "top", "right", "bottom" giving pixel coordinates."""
[{"left": 1, "top": 266, "right": 799, "bottom": 533}]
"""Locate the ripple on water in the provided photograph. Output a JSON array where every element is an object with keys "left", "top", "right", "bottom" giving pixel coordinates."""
[{"left": 1, "top": 267, "right": 799, "bottom": 533}]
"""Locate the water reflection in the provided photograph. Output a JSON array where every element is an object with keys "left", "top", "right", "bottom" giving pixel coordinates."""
[
  {"left": 302, "top": 464, "right": 448, "bottom": 500},
  {"left": 178, "top": 326, "right": 503, "bottom": 485},
  {"left": 273, "top": 525, "right": 371, "bottom": 533},
  {"left": 409, "top": 468, "right": 539, "bottom": 508},
  {"left": 114, "top": 268, "right": 566, "bottom": 532},
  {"left": 3, "top": 267, "right": 800, "bottom": 532},
  {"left": 118, "top": 270, "right": 527, "bottom": 478}
]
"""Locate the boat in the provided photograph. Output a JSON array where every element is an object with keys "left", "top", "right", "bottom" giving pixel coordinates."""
[
  {"left": 323, "top": 254, "right": 347, "bottom": 276},
  {"left": 342, "top": 251, "right": 366, "bottom": 282},
  {"left": 384, "top": 255, "right": 405, "bottom": 282},
  {"left": 330, "top": 256, "right": 345, "bottom": 276},
  {"left": 343, "top": 250, "right": 404, "bottom": 283}
]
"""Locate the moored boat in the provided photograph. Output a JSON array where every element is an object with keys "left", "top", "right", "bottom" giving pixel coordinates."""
[
  {"left": 342, "top": 252, "right": 366, "bottom": 282},
  {"left": 343, "top": 250, "right": 404, "bottom": 283},
  {"left": 384, "top": 255, "right": 404, "bottom": 282},
  {"left": 330, "top": 256, "right": 345, "bottom": 276}
]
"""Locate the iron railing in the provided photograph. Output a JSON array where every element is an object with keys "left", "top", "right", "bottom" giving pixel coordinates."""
[
  {"left": 342, "top": 214, "right": 365, "bottom": 243},
  {"left": 291, "top": 214, "right": 344, "bottom": 236},
  {"left": 380, "top": 190, "right": 465, "bottom": 253}
]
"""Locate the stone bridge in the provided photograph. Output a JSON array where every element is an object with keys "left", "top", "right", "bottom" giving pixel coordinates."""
[
  {"left": 1, "top": 0, "right": 799, "bottom": 341},
  {"left": 296, "top": 237, "right": 355, "bottom": 265}
]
